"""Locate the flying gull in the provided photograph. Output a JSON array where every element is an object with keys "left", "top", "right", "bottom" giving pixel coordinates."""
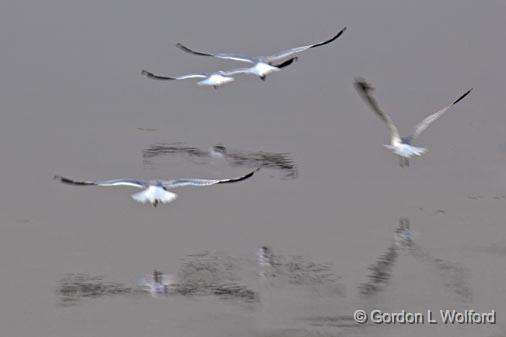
[
  {"left": 354, "top": 78, "right": 472, "bottom": 167},
  {"left": 54, "top": 169, "right": 258, "bottom": 206},
  {"left": 176, "top": 27, "right": 346, "bottom": 80},
  {"left": 141, "top": 57, "right": 297, "bottom": 88}
]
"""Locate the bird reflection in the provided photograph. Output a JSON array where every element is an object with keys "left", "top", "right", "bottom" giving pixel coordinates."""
[
  {"left": 359, "top": 218, "right": 471, "bottom": 301},
  {"left": 142, "top": 143, "right": 297, "bottom": 179},
  {"left": 140, "top": 269, "right": 175, "bottom": 296},
  {"left": 57, "top": 252, "right": 260, "bottom": 305}
]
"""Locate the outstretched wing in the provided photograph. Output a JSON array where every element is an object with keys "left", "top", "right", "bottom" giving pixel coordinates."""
[
  {"left": 54, "top": 175, "right": 146, "bottom": 188},
  {"left": 263, "top": 27, "right": 346, "bottom": 62},
  {"left": 354, "top": 78, "right": 401, "bottom": 144},
  {"left": 141, "top": 69, "right": 207, "bottom": 81},
  {"left": 162, "top": 169, "right": 258, "bottom": 189},
  {"left": 176, "top": 43, "right": 256, "bottom": 64},
  {"left": 410, "top": 89, "right": 472, "bottom": 140}
]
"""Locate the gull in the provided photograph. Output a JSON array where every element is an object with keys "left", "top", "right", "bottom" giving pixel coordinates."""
[
  {"left": 141, "top": 57, "right": 297, "bottom": 88},
  {"left": 176, "top": 27, "right": 346, "bottom": 80},
  {"left": 54, "top": 169, "right": 258, "bottom": 207},
  {"left": 354, "top": 78, "right": 472, "bottom": 167}
]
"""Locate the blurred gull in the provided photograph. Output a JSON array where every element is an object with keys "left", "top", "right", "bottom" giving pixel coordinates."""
[
  {"left": 54, "top": 169, "right": 258, "bottom": 207},
  {"left": 141, "top": 57, "right": 297, "bottom": 88},
  {"left": 354, "top": 78, "right": 472, "bottom": 167},
  {"left": 176, "top": 27, "right": 346, "bottom": 80}
]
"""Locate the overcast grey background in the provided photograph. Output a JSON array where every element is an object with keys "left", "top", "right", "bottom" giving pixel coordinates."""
[{"left": 1, "top": 0, "right": 506, "bottom": 336}]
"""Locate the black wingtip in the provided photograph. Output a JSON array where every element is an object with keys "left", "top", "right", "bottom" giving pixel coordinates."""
[
  {"left": 176, "top": 42, "right": 213, "bottom": 57},
  {"left": 452, "top": 88, "right": 473, "bottom": 105},
  {"left": 243, "top": 168, "right": 259, "bottom": 180},
  {"left": 141, "top": 70, "right": 176, "bottom": 81},
  {"left": 220, "top": 168, "right": 260, "bottom": 185},
  {"left": 354, "top": 77, "right": 373, "bottom": 93},
  {"left": 310, "top": 27, "right": 347, "bottom": 49},
  {"left": 54, "top": 175, "right": 94, "bottom": 186},
  {"left": 272, "top": 56, "right": 298, "bottom": 69},
  {"left": 54, "top": 175, "right": 74, "bottom": 184}
]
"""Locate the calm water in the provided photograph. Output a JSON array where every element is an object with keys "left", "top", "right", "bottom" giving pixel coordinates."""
[{"left": 1, "top": 0, "right": 506, "bottom": 336}]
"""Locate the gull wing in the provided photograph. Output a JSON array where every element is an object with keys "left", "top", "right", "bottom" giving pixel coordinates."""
[
  {"left": 270, "top": 56, "right": 298, "bottom": 69},
  {"left": 219, "top": 68, "right": 252, "bottom": 76},
  {"left": 263, "top": 27, "right": 346, "bottom": 62},
  {"left": 54, "top": 176, "right": 146, "bottom": 188},
  {"left": 176, "top": 43, "right": 256, "bottom": 64},
  {"left": 410, "top": 89, "right": 472, "bottom": 140},
  {"left": 162, "top": 169, "right": 258, "bottom": 189},
  {"left": 141, "top": 70, "right": 207, "bottom": 81},
  {"left": 354, "top": 78, "right": 401, "bottom": 144}
]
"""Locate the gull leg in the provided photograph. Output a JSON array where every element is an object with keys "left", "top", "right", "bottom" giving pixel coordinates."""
[
  {"left": 260, "top": 75, "right": 266, "bottom": 81},
  {"left": 399, "top": 156, "right": 405, "bottom": 168},
  {"left": 405, "top": 158, "right": 410, "bottom": 167}
]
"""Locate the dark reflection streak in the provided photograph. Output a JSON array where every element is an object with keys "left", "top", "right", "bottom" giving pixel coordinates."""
[
  {"left": 57, "top": 273, "right": 259, "bottom": 304},
  {"left": 142, "top": 143, "right": 298, "bottom": 179},
  {"left": 257, "top": 246, "right": 344, "bottom": 295},
  {"left": 303, "top": 315, "right": 367, "bottom": 328},
  {"left": 57, "top": 274, "right": 134, "bottom": 305},
  {"left": 359, "top": 218, "right": 472, "bottom": 302},
  {"left": 359, "top": 245, "right": 399, "bottom": 297},
  {"left": 409, "top": 242, "right": 472, "bottom": 302},
  {"left": 175, "top": 251, "right": 259, "bottom": 302},
  {"left": 143, "top": 143, "right": 209, "bottom": 159},
  {"left": 57, "top": 252, "right": 261, "bottom": 305}
]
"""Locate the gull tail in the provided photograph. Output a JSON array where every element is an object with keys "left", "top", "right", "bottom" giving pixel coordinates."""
[{"left": 131, "top": 187, "right": 177, "bottom": 205}]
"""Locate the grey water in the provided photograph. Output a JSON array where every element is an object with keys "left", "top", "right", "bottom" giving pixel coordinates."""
[{"left": 1, "top": 0, "right": 506, "bottom": 336}]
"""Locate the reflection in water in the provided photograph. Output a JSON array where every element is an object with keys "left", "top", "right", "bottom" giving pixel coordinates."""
[
  {"left": 57, "top": 248, "right": 345, "bottom": 307},
  {"left": 175, "top": 251, "right": 258, "bottom": 302},
  {"left": 140, "top": 270, "right": 175, "bottom": 296},
  {"left": 256, "top": 246, "right": 344, "bottom": 295},
  {"left": 358, "top": 218, "right": 410, "bottom": 296},
  {"left": 58, "top": 274, "right": 134, "bottom": 305},
  {"left": 359, "top": 218, "right": 472, "bottom": 302},
  {"left": 57, "top": 252, "right": 260, "bottom": 305},
  {"left": 359, "top": 245, "right": 399, "bottom": 297},
  {"left": 302, "top": 315, "right": 361, "bottom": 328},
  {"left": 142, "top": 142, "right": 297, "bottom": 179},
  {"left": 58, "top": 270, "right": 258, "bottom": 304}
]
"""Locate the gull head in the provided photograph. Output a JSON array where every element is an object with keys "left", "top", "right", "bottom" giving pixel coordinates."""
[
  {"left": 254, "top": 62, "right": 281, "bottom": 80},
  {"left": 131, "top": 185, "right": 177, "bottom": 207}
]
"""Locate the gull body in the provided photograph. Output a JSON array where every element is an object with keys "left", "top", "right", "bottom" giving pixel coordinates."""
[
  {"left": 141, "top": 56, "right": 296, "bottom": 88},
  {"left": 241, "top": 62, "right": 281, "bottom": 80},
  {"left": 354, "top": 78, "right": 472, "bottom": 167},
  {"left": 176, "top": 27, "right": 346, "bottom": 81},
  {"left": 141, "top": 70, "right": 234, "bottom": 89},
  {"left": 54, "top": 169, "right": 259, "bottom": 206}
]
